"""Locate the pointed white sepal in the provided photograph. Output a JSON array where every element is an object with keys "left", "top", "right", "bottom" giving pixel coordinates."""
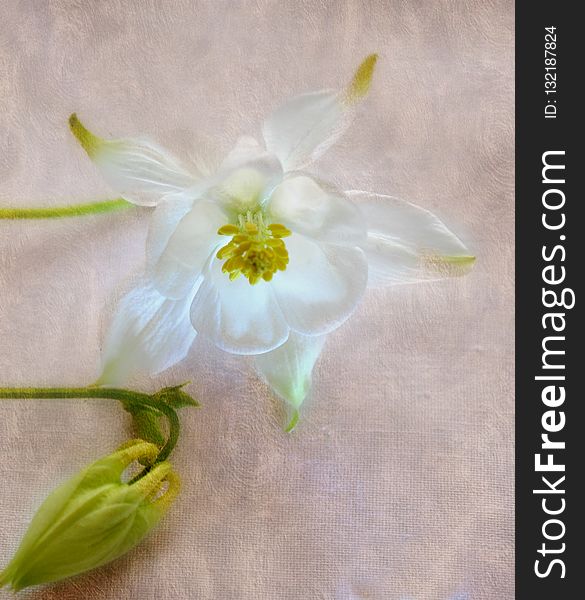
[{"left": 348, "top": 191, "right": 475, "bottom": 286}]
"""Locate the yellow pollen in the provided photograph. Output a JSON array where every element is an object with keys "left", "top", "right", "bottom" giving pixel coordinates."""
[{"left": 216, "top": 211, "right": 291, "bottom": 285}]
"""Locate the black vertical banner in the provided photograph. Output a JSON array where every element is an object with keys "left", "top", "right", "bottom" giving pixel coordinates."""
[{"left": 516, "top": 2, "right": 581, "bottom": 598}]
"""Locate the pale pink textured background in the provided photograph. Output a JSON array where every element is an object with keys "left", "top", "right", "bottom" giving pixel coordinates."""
[{"left": 0, "top": 1, "right": 514, "bottom": 599}]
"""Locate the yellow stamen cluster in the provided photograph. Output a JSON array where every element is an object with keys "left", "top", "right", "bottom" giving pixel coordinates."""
[{"left": 216, "top": 212, "right": 291, "bottom": 285}]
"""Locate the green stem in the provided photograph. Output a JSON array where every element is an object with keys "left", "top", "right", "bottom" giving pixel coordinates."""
[
  {"left": 0, "top": 386, "right": 180, "bottom": 469},
  {"left": 0, "top": 198, "right": 131, "bottom": 220}
]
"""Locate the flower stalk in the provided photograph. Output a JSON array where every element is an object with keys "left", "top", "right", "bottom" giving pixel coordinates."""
[
  {"left": 0, "top": 385, "right": 192, "bottom": 466},
  {"left": 0, "top": 198, "right": 131, "bottom": 219}
]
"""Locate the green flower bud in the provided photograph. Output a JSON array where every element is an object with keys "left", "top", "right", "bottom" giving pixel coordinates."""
[{"left": 0, "top": 440, "right": 179, "bottom": 591}]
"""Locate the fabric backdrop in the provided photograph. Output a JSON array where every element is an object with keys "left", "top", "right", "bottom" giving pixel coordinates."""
[{"left": 0, "top": 1, "right": 514, "bottom": 598}]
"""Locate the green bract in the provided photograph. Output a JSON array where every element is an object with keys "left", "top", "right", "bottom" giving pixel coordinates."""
[{"left": 0, "top": 440, "right": 179, "bottom": 592}]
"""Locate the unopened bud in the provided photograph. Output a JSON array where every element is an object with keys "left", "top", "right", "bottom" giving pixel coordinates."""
[{"left": 1, "top": 440, "right": 179, "bottom": 591}]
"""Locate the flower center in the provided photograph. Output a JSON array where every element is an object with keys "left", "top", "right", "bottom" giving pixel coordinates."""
[{"left": 216, "top": 211, "right": 291, "bottom": 285}]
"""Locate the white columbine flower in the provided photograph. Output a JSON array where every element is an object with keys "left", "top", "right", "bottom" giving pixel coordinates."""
[{"left": 70, "top": 55, "right": 474, "bottom": 428}]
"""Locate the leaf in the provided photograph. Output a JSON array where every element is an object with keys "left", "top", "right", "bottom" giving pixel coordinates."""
[{"left": 152, "top": 383, "right": 200, "bottom": 409}]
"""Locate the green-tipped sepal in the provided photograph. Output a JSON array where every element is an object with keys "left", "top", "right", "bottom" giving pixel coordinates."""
[{"left": 0, "top": 440, "right": 180, "bottom": 592}]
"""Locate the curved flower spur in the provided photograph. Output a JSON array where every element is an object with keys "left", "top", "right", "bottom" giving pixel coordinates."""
[{"left": 69, "top": 55, "right": 474, "bottom": 429}]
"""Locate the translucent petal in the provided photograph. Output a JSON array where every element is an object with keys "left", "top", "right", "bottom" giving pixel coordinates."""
[
  {"left": 190, "top": 258, "right": 289, "bottom": 355},
  {"left": 219, "top": 136, "right": 265, "bottom": 170},
  {"left": 271, "top": 234, "right": 368, "bottom": 335},
  {"left": 149, "top": 200, "right": 226, "bottom": 299},
  {"left": 268, "top": 175, "right": 366, "bottom": 246},
  {"left": 207, "top": 153, "right": 283, "bottom": 215}
]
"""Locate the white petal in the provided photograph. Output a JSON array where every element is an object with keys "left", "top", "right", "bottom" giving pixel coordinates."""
[
  {"left": 190, "top": 258, "right": 289, "bottom": 355},
  {"left": 255, "top": 331, "right": 326, "bottom": 429},
  {"left": 268, "top": 175, "right": 366, "bottom": 246},
  {"left": 149, "top": 200, "right": 226, "bottom": 299},
  {"left": 97, "top": 280, "right": 198, "bottom": 385},
  {"left": 348, "top": 191, "right": 475, "bottom": 286},
  {"left": 271, "top": 234, "right": 368, "bottom": 335},
  {"left": 262, "top": 90, "right": 350, "bottom": 171},
  {"left": 69, "top": 115, "right": 198, "bottom": 206},
  {"left": 207, "top": 152, "right": 283, "bottom": 215},
  {"left": 219, "top": 136, "right": 265, "bottom": 170}
]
